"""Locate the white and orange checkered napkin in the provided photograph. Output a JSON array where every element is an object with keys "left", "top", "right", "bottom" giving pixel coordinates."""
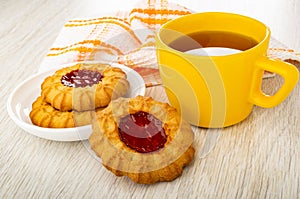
[{"left": 39, "top": 0, "right": 300, "bottom": 87}]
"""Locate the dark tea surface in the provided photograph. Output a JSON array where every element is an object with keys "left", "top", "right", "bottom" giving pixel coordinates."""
[{"left": 168, "top": 31, "right": 259, "bottom": 52}]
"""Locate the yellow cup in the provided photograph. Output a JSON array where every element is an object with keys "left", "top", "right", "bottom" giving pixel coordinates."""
[{"left": 156, "top": 12, "right": 299, "bottom": 128}]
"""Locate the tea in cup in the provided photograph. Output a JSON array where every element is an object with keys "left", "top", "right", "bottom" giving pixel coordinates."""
[{"left": 156, "top": 12, "right": 299, "bottom": 128}]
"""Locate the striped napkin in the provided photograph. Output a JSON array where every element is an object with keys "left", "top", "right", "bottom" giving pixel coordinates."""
[{"left": 39, "top": 0, "right": 300, "bottom": 87}]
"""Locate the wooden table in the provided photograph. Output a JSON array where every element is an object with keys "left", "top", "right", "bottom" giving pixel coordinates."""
[{"left": 1, "top": 0, "right": 300, "bottom": 198}]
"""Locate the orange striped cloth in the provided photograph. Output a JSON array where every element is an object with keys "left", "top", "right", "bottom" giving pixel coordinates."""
[{"left": 39, "top": 0, "right": 300, "bottom": 87}]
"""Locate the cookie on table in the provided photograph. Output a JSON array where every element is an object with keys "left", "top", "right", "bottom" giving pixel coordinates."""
[
  {"left": 41, "top": 63, "right": 130, "bottom": 112},
  {"left": 89, "top": 95, "right": 195, "bottom": 184},
  {"left": 30, "top": 96, "right": 104, "bottom": 128}
]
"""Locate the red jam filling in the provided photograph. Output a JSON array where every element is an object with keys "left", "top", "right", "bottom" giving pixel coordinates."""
[
  {"left": 61, "top": 69, "right": 102, "bottom": 88},
  {"left": 118, "top": 111, "right": 167, "bottom": 153}
]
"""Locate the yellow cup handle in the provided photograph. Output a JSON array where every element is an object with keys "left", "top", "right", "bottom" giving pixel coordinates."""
[{"left": 249, "top": 57, "right": 299, "bottom": 108}]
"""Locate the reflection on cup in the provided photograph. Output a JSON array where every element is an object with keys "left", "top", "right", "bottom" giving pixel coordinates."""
[{"left": 185, "top": 47, "right": 241, "bottom": 56}]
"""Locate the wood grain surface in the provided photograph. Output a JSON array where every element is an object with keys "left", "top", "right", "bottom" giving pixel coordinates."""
[{"left": 1, "top": 0, "right": 299, "bottom": 198}]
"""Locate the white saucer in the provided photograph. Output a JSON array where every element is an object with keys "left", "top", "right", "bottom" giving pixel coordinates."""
[{"left": 7, "top": 62, "right": 145, "bottom": 141}]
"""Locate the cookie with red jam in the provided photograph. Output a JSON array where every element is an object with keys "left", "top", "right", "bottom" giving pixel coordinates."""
[
  {"left": 89, "top": 95, "right": 195, "bottom": 184},
  {"left": 41, "top": 63, "right": 129, "bottom": 112}
]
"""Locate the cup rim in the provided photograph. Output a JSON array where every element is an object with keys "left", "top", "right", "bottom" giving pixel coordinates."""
[{"left": 156, "top": 12, "right": 271, "bottom": 58}]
